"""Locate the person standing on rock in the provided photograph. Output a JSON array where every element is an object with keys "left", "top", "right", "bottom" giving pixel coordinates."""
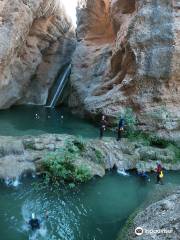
[
  {"left": 117, "top": 117, "right": 125, "bottom": 141},
  {"left": 99, "top": 115, "right": 107, "bottom": 139}
]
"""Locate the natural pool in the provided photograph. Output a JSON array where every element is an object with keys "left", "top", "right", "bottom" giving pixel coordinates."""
[
  {"left": 0, "top": 105, "right": 179, "bottom": 240},
  {"left": 0, "top": 171, "right": 180, "bottom": 240},
  {"left": 0, "top": 105, "right": 112, "bottom": 138}
]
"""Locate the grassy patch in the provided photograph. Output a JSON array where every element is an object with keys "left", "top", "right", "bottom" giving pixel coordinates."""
[
  {"left": 126, "top": 130, "right": 180, "bottom": 163},
  {"left": 94, "top": 148, "right": 104, "bottom": 164},
  {"left": 166, "top": 143, "right": 180, "bottom": 163},
  {"left": 42, "top": 139, "right": 92, "bottom": 184},
  {"left": 72, "top": 136, "right": 86, "bottom": 152}
]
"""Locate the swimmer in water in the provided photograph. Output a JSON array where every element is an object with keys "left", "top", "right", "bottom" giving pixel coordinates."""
[{"left": 28, "top": 213, "right": 40, "bottom": 231}]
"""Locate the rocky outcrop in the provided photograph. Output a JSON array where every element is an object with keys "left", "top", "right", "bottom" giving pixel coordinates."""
[
  {"left": 119, "top": 189, "right": 180, "bottom": 240},
  {"left": 69, "top": 0, "right": 180, "bottom": 142},
  {"left": 0, "top": 0, "right": 76, "bottom": 109},
  {"left": 0, "top": 134, "right": 179, "bottom": 180}
]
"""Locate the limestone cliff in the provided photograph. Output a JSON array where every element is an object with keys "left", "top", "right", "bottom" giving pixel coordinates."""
[
  {"left": 118, "top": 189, "right": 180, "bottom": 240},
  {"left": 69, "top": 0, "right": 180, "bottom": 142},
  {"left": 0, "top": 0, "right": 76, "bottom": 108},
  {"left": 1, "top": 134, "right": 179, "bottom": 180}
]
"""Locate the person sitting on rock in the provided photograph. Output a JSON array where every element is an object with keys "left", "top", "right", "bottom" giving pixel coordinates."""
[
  {"left": 99, "top": 115, "right": 107, "bottom": 139},
  {"left": 117, "top": 117, "right": 125, "bottom": 141}
]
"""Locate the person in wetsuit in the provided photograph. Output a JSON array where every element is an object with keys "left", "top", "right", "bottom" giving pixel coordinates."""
[
  {"left": 29, "top": 213, "right": 40, "bottom": 231},
  {"left": 138, "top": 171, "right": 150, "bottom": 182},
  {"left": 99, "top": 115, "right": 107, "bottom": 139},
  {"left": 156, "top": 162, "right": 163, "bottom": 184},
  {"left": 117, "top": 117, "right": 125, "bottom": 141}
]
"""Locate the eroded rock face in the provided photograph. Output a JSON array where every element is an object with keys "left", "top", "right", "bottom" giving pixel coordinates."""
[
  {"left": 69, "top": 0, "right": 180, "bottom": 142},
  {"left": 122, "top": 189, "right": 180, "bottom": 240},
  {"left": 0, "top": 134, "right": 179, "bottom": 180},
  {"left": 0, "top": 0, "right": 76, "bottom": 109}
]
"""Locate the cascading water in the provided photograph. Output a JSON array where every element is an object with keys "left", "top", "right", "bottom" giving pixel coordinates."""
[
  {"left": 5, "top": 177, "right": 20, "bottom": 187},
  {"left": 117, "top": 169, "right": 130, "bottom": 176},
  {"left": 47, "top": 64, "right": 71, "bottom": 108}
]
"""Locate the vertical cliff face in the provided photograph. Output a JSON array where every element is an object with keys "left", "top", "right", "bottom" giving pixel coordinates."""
[
  {"left": 69, "top": 0, "right": 115, "bottom": 116},
  {"left": 0, "top": 0, "right": 76, "bottom": 109},
  {"left": 69, "top": 0, "right": 180, "bottom": 141}
]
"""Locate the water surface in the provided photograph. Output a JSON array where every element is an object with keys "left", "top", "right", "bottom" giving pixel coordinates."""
[
  {"left": 0, "top": 171, "right": 179, "bottom": 240},
  {"left": 0, "top": 105, "right": 112, "bottom": 138}
]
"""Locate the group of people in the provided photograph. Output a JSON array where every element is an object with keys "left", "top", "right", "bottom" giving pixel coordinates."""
[
  {"left": 137, "top": 162, "right": 164, "bottom": 184},
  {"left": 99, "top": 114, "right": 165, "bottom": 184},
  {"left": 99, "top": 115, "right": 125, "bottom": 140},
  {"left": 28, "top": 115, "right": 164, "bottom": 232}
]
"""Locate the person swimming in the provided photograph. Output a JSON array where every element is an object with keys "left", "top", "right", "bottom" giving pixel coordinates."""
[
  {"left": 28, "top": 213, "right": 40, "bottom": 231},
  {"left": 138, "top": 171, "right": 150, "bottom": 182}
]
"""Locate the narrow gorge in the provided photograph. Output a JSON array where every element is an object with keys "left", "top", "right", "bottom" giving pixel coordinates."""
[{"left": 0, "top": 0, "right": 179, "bottom": 240}]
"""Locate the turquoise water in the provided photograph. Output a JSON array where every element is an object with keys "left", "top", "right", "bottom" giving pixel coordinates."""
[
  {"left": 0, "top": 105, "right": 113, "bottom": 138},
  {"left": 0, "top": 106, "right": 179, "bottom": 240},
  {"left": 0, "top": 171, "right": 179, "bottom": 240}
]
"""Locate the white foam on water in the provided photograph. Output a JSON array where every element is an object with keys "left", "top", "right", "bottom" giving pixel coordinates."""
[
  {"left": 5, "top": 177, "right": 21, "bottom": 187},
  {"left": 21, "top": 200, "right": 48, "bottom": 239},
  {"left": 117, "top": 169, "right": 130, "bottom": 176}
]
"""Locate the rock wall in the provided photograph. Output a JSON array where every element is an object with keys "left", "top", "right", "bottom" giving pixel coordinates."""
[
  {"left": 119, "top": 189, "right": 180, "bottom": 240},
  {"left": 69, "top": 0, "right": 180, "bottom": 142},
  {"left": 0, "top": 0, "right": 76, "bottom": 109},
  {"left": 0, "top": 134, "right": 179, "bottom": 180}
]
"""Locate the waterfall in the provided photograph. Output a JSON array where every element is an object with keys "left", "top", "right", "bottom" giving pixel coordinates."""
[
  {"left": 5, "top": 176, "right": 20, "bottom": 187},
  {"left": 47, "top": 64, "right": 71, "bottom": 108},
  {"left": 117, "top": 168, "right": 130, "bottom": 176}
]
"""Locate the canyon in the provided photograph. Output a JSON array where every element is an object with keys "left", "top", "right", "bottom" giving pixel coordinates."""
[
  {"left": 0, "top": 0, "right": 76, "bottom": 108},
  {"left": 68, "top": 0, "right": 180, "bottom": 143},
  {"left": 0, "top": 0, "right": 179, "bottom": 142},
  {"left": 0, "top": 1, "right": 179, "bottom": 239}
]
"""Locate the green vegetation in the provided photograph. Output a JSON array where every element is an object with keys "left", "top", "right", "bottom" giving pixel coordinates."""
[
  {"left": 73, "top": 136, "right": 86, "bottom": 152},
  {"left": 166, "top": 143, "right": 180, "bottom": 163},
  {"left": 123, "top": 108, "right": 137, "bottom": 137},
  {"left": 120, "top": 107, "right": 180, "bottom": 163},
  {"left": 42, "top": 139, "right": 92, "bottom": 184},
  {"left": 94, "top": 148, "right": 104, "bottom": 164},
  {"left": 128, "top": 132, "right": 180, "bottom": 163}
]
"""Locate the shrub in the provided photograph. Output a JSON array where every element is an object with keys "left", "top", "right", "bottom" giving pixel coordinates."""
[
  {"left": 72, "top": 136, "right": 86, "bottom": 152},
  {"left": 166, "top": 143, "right": 180, "bottom": 163},
  {"left": 42, "top": 140, "right": 91, "bottom": 184},
  {"left": 123, "top": 108, "right": 137, "bottom": 137}
]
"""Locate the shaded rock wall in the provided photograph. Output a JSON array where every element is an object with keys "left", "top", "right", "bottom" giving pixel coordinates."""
[
  {"left": 0, "top": 0, "right": 76, "bottom": 109},
  {"left": 69, "top": 0, "right": 180, "bottom": 142}
]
